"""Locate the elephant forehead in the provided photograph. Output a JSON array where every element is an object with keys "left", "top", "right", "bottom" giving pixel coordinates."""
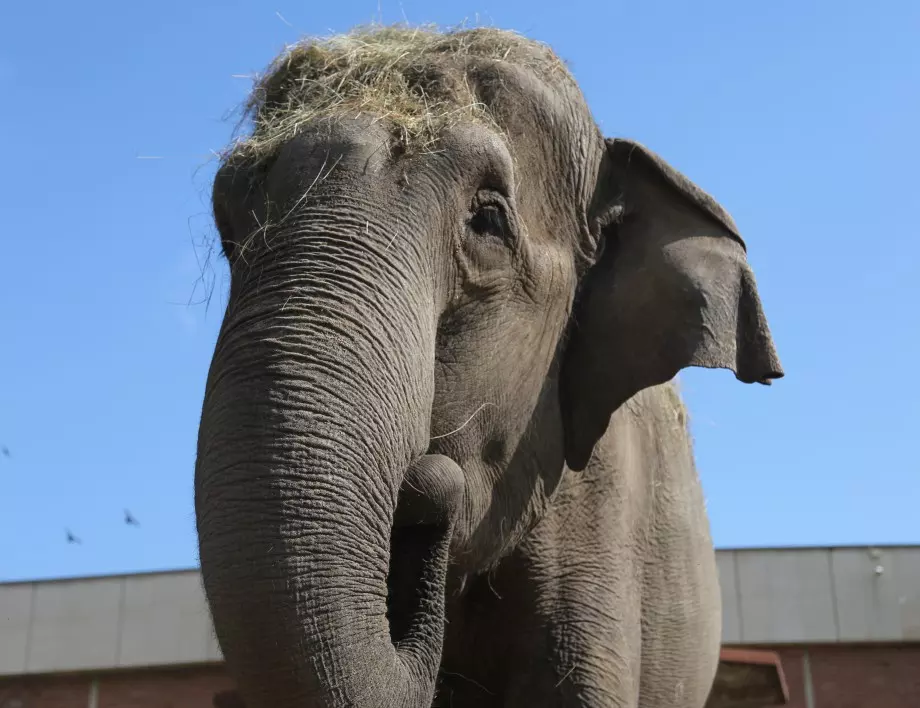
[
  {"left": 467, "top": 59, "right": 601, "bottom": 234},
  {"left": 225, "top": 25, "right": 577, "bottom": 165}
]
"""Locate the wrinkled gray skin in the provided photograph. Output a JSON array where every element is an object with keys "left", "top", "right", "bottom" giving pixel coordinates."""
[{"left": 195, "top": 52, "right": 783, "bottom": 708}]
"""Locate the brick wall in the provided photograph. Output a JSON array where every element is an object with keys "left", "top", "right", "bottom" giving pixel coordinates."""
[
  {"left": 1, "top": 646, "right": 918, "bottom": 707},
  {"left": 771, "top": 645, "right": 920, "bottom": 708},
  {"left": 0, "top": 666, "right": 232, "bottom": 708},
  {"left": 0, "top": 674, "right": 88, "bottom": 708}
]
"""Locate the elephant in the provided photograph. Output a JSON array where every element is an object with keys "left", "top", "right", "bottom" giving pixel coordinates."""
[{"left": 194, "top": 25, "right": 783, "bottom": 708}]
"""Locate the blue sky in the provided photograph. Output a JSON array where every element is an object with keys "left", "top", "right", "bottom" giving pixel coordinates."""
[{"left": 1, "top": 0, "right": 917, "bottom": 582}]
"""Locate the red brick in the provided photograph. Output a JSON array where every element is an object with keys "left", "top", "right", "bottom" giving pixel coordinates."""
[
  {"left": 97, "top": 666, "right": 233, "bottom": 708},
  {"left": 0, "top": 667, "right": 233, "bottom": 708},
  {"left": 774, "top": 645, "right": 920, "bottom": 708},
  {"left": 0, "top": 674, "right": 89, "bottom": 708}
]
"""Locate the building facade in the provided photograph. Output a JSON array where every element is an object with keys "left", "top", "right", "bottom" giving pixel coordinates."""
[{"left": 1, "top": 545, "right": 918, "bottom": 707}]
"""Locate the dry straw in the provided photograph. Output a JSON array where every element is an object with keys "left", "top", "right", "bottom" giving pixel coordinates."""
[{"left": 224, "top": 24, "right": 572, "bottom": 165}]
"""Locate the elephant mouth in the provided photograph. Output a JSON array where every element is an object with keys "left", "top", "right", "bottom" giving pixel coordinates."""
[{"left": 387, "top": 454, "right": 464, "bottom": 643}]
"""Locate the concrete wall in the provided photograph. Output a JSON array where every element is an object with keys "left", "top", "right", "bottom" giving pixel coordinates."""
[
  {"left": 718, "top": 546, "right": 920, "bottom": 645},
  {"left": 0, "top": 571, "right": 221, "bottom": 677},
  {"left": 1, "top": 546, "right": 919, "bottom": 677}
]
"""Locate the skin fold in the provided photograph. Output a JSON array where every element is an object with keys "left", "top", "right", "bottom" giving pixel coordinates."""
[{"left": 195, "top": 28, "right": 783, "bottom": 708}]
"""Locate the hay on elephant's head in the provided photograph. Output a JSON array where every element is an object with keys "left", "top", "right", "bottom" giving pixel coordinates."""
[{"left": 226, "top": 24, "right": 571, "bottom": 164}]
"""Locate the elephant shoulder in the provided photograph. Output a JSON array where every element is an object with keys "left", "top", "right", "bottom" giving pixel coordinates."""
[{"left": 615, "top": 379, "right": 690, "bottom": 438}]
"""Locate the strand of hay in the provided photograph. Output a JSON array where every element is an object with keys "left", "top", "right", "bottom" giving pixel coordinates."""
[{"left": 224, "top": 24, "right": 571, "bottom": 165}]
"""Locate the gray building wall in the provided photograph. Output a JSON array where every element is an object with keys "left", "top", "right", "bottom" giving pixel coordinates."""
[
  {"left": 718, "top": 546, "right": 920, "bottom": 644},
  {"left": 1, "top": 546, "right": 918, "bottom": 677}
]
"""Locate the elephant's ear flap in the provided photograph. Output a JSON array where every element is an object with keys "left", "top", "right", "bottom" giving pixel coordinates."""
[{"left": 560, "top": 138, "right": 783, "bottom": 470}]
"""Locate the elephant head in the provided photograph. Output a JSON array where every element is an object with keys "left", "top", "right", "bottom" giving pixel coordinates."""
[{"left": 195, "top": 26, "right": 782, "bottom": 708}]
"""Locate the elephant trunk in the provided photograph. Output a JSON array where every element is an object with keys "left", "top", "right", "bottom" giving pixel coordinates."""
[{"left": 195, "top": 217, "right": 456, "bottom": 708}]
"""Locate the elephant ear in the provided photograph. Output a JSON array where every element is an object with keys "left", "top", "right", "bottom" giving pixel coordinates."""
[{"left": 560, "top": 138, "right": 784, "bottom": 471}]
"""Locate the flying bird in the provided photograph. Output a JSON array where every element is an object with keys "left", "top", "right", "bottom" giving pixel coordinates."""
[
  {"left": 66, "top": 529, "right": 81, "bottom": 544},
  {"left": 124, "top": 509, "right": 140, "bottom": 526},
  {"left": 1, "top": 446, "right": 9, "bottom": 458}
]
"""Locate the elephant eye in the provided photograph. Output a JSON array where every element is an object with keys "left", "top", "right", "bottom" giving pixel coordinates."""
[
  {"left": 470, "top": 205, "right": 505, "bottom": 235},
  {"left": 468, "top": 200, "right": 511, "bottom": 242}
]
